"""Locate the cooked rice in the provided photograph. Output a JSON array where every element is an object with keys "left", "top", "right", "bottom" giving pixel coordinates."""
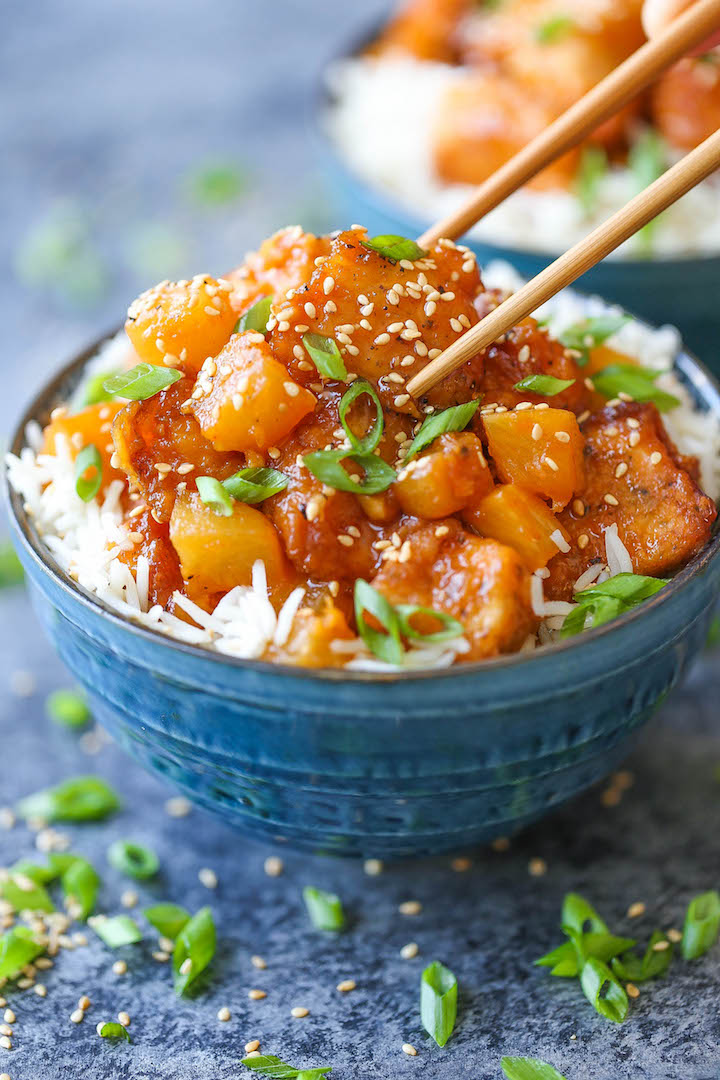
[
  {"left": 7, "top": 279, "right": 719, "bottom": 669},
  {"left": 326, "top": 57, "right": 720, "bottom": 258}
]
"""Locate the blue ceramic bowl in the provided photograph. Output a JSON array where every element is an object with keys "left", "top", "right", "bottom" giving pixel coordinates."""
[
  {"left": 6, "top": 335, "right": 720, "bottom": 857},
  {"left": 318, "top": 36, "right": 720, "bottom": 369}
]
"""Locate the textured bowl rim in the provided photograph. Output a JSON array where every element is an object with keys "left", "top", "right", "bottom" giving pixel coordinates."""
[
  {"left": 5, "top": 326, "right": 720, "bottom": 684},
  {"left": 316, "top": 22, "right": 720, "bottom": 268}
]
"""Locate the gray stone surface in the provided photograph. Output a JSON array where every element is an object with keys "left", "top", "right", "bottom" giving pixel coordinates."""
[{"left": 1, "top": 2, "right": 720, "bottom": 1078}]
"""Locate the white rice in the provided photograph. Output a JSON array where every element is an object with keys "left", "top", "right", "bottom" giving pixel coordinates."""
[
  {"left": 326, "top": 57, "right": 720, "bottom": 258},
  {"left": 7, "top": 276, "right": 719, "bottom": 667}
]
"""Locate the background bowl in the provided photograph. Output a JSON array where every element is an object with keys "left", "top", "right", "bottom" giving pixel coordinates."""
[
  {"left": 7, "top": 337, "right": 720, "bottom": 857},
  {"left": 318, "top": 33, "right": 720, "bottom": 370}
]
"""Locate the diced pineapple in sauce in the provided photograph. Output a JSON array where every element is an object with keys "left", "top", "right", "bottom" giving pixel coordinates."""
[
  {"left": 188, "top": 332, "right": 316, "bottom": 454},
  {"left": 463, "top": 484, "right": 569, "bottom": 571},
  {"left": 125, "top": 276, "right": 237, "bottom": 375},
  {"left": 43, "top": 402, "right": 126, "bottom": 491},
  {"left": 271, "top": 603, "right": 354, "bottom": 668},
  {"left": 394, "top": 432, "right": 493, "bottom": 519},
  {"left": 483, "top": 407, "right": 584, "bottom": 510}
]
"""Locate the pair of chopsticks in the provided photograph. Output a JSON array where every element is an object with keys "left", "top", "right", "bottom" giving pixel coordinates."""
[{"left": 406, "top": 0, "right": 720, "bottom": 400}]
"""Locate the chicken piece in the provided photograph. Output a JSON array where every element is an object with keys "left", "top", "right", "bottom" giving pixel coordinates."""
[
  {"left": 188, "top": 331, "right": 316, "bottom": 454},
  {"left": 371, "top": 0, "right": 472, "bottom": 61},
  {"left": 268, "top": 227, "right": 487, "bottom": 415},
  {"left": 394, "top": 432, "right": 493, "bottom": 518},
  {"left": 433, "top": 73, "right": 580, "bottom": 191},
  {"left": 118, "top": 508, "right": 183, "bottom": 609},
  {"left": 112, "top": 379, "right": 243, "bottom": 523},
  {"left": 371, "top": 521, "right": 537, "bottom": 660},
  {"left": 43, "top": 401, "right": 126, "bottom": 494},
  {"left": 545, "top": 402, "right": 717, "bottom": 599},
  {"left": 652, "top": 56, "right": 720, "bottom": 152},
  {"left": 125, "top": 276, "right": 237, "bottom": 375},
  {"left": 226, "top": 226, "right": 330, "bottom": 315}
]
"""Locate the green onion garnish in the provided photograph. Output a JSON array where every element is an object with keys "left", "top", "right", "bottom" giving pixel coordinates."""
[
  {"left": 108, "top": 840, "right": 159, "bottom": 880},
  {"left": 611, "top": 931, "right": 673, "bottom": 982},
  {"left": 396, "top": 605, "right": 464, "bottom": 644},
  {"left": 303, "top": 449, "right": 396, "bottom": 496},
  {"left": 56, "top": 854, "right": 101, "bottom": 920},
  {"left": 173, "top": 906, "right": 216, "bottom": 995},
  {"left": 241, "top": 1054, "right": 332, "bottom": 1078},
  {"left": 45, "top": 689, "right": 91, "bottom": 729},
  {"left": 404, "top": 399, "right": 480, "bottom": 462},
  {"left": 591, "top": 365, "right": 680, "bottom": 412},
  {"left": 579, "top": 956, "right": 629, "bottom": 1023},
  {"left": 74, "top": 444, "right": 103, "bottom": 502},
  {"left": 559, "top": 314, "right": 630, "bottom": 366},
  {"left": 681, "top": 890, "right": 720, "bottom": 960},
  {"left": 576, "top": 146, "right": 608, "bottom": 216},
  {"left": 360, "top": 234, "right": 427, "bottom": 264},
  {"left": 17, "top": 775, "right": 120, "bottom": 822},
  {"left": 0, "top": 542, "right": 24, "bottom": 588},
  {"left": 561, "top": 573, "right": 668, "bottom": 638},
  {"left": 535, "top": 13, "right": 575, "bottom": 43},
  {"left": 303, "top": 886, "right": 345, "bottom": 932},
  {"left": 79, "top": 369, "right": 120, "bottom": 406},
  {"left": 561, "top": 892, "right": 609, "bottom": 935},
  {"left": 222, "top": 467, "right": 289, "bottom": 504},
  {"left": 144, "top": 903, "right": 191, "bottom": 941},
  {"left": 1, "top": 874, "right": 55, "bottom": 914},
  {"left": 302, "top": 333, "right": 348, "bottom": 381},
  {"left": 0, "top": 927, "right": 45, "bottom": 980},
  {"left": 103, "top": 363, "right": 183, "bottom": 401},
  {"left": 501, "top": 1058, "right": 568, "bottom": 1080},
  {"left": 12, "top": 860, "right": 59, "bottom": 884},
  {"left": 354, "top": 580, "right": 463, "bottom": 664},
  {"left": 196, "top": 476, "right": 234, "bottom": 516},
  {"left": 91, "top": 914, "right": 142, "bottom": 948},
  {"left": 629, "top": 131, "right": 667, "bottom": 253},
  {"left": 513, "top": 375, "right": 575, "bottom": 396},
  {"left": 338, "top": 378, "right": 384, "bottom": 454},
  {"left": 97, "top": 1021, "right": 132, "bottom": 1042},
  {"left": 235, "top": 295, "right": 273, "bottom": 335},
  {"left": 420, "top": 960, "right": 458, "bottom": 1047}
]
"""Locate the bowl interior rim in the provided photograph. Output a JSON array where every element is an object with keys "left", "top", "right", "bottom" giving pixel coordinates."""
[{"left": 7, "top": 325, "right": 720, "bottom": 685}]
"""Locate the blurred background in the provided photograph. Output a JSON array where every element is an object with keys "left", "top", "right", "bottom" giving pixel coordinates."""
[{"left": 0, "top": 0, "right": 388, "bottom": 435}]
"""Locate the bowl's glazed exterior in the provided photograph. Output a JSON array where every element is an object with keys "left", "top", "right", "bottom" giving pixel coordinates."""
[{"left": 6, "top": 342, "right": 720, "bottom": 858}]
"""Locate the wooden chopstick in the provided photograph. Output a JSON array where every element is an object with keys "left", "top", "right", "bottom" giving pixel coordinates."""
[
  {"left": 407, "top": 128, "right": 720, "bottom": 399},
  {"left": 419, "top": 0, "right": 720, "bottom": 248}
]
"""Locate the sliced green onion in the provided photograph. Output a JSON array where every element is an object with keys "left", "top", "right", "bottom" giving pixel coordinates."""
[
  {"left": 303, "top": 449, "right": 396, "bottom": 496},
  {"left": 97, "top": 1021, "right": 132, "bottom": 1042},
  {"left": 535, "top": 13, "right": 575, "bottom": 43},
  {"left": 302, "top": 333, "right": 347, "bottom": 381},
  {"left": 420, "top": 960, "right": 458, "bottom": 1047},
  {"left": 235, "top": 295, "right": 272, "bottom": 334},
  {"left": 144, "top": 903, "right": 191, "bottom": 941},
  {"left": 396, "top": 605, "right": 464, "bottom": 645},
  {"left": 513, "top": 375, "right": 575, "bottom": 396},
  {"left": 12, "top": 860, "right": 59, "bottom": 884},
  {"left": 79, "top": 369, "right": 120, "bottom": 406},
  {"left": 103, "top": 363, "right": 182, "bottom": 401},
  {"left": 611, "top": 931, "right": 673, "bottom": 982},
  {"left": 629, "top": 130, "right": 667, "bottom": 252},
  {"left": 561, "top": 892, "right": 609, "bottom": 935},
  {"left": 576, "top": 146, "right": 608, "bottom": 216},
  {"left": 534, "top": 941, "right": 579, "bottom": 977},
  {"left": 107, "top": 840, "right": 159, "bottom": 880},
  {"left": 536, "top": 931, "right": 635, "bottom": 978},
  {"left": 18, "top": 775, "right": 120, "bottom": 823},
  {"left": 360, "top": 234, "right": 427, "bottom": 263},
  {"left": 682, "top": 890, "right": 720, "bottom": 960},
  {"left": 303, "top": 886, "right": 345, "bottom": 932},
  {"left": 0, "top": 542, "right": 23, "bottom": 588},
  {"left": 75, "top": 444, "right": 103, "bottom": 502},
  {"left": 338, "top": 379, "right": 384, "bottom": 454},
  {"left": 222, "top": 467, "right": 289, "bottom": 504},
  {"left": 354, "top": 579, "right": 404, "bottom": 666},
  {"left": 46, "top": 689, "right": 91, "bottom": 729},
  {"left": 0, "top": 927, "right": 45, "bottom": 980},
  {"left": 591, "top": 365, "right": 680, "bottom": 412},
  {"left": 579, "top": 956, "right": 629, "bottom": 1023},
  {"left": 501, "top": 1058, "right": 568, "bottom": 1080},
  {"left": 1, "top": 874, "right": 55, "bottom": 914},
  {"left": 404, "top": 399, "right": 480, "bottom": 462},
  {"left": 561, "top": 573, "right": 668, "bottom": 638},
  {"left": 241, "top": 1055, "right": 332, "bottom": 1078},
  {"left": 58, "top": 855, "right": 100, "bottom": 920},
  {"left": 91, "top": 914, "right": 142, "bottom": 948},
  {"left": 559, "top": 315, "right": 630, "bottom": 366},
  {"left": 196, "top": 475, "right": 234, "bottom": 516},
  {"left": 173, "top": 906, "right": 216, "bottom": 995}
]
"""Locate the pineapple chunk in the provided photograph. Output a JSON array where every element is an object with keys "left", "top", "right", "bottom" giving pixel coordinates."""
[
  {"left": 43, "top": 402, "right": 125, "bottom": 490},
  {"left": 394, "top": 432, "right": 493, "bottom": 519},
  {"left": 463, "top": 484, "right": 570, "bottom": 570},
  {"left": 483, "top": 407, "right": 584, "bottom": 510}
]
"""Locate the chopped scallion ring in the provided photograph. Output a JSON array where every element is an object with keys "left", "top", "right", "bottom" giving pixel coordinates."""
[
  {"left": 102, "top": 363, "right": 182, "bottom": 401},
  {"left": 420, "top": 960, "right": 458, "bottom": 1046},
  {"left": 107, "top": 840, "right": 159, "bottom": 880},
  {"left": 74, "top": 444, "right": 103, "bottom": 503}
]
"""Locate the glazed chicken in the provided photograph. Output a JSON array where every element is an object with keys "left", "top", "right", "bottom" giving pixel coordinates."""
[{"left": 46, "top": 226, "right": 716, "bottom": 666}]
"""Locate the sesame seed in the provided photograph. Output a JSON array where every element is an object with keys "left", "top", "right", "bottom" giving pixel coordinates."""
[
  {"left": 578, "top": 534, "right": 590, "bottom": 549},
  {"left": 400, "top": 942, "right": 419, "bottom": 959},
  {"left": 3, "top": 1014, "right": 14, "bottom": 1027},
  {"left": 603, "top": 493, "right": 619, "bottom": 506},
  {"left": 528, "top": 857, "right": 547, "bottom": 877},
  {"left": 450, "top": 318, "right": 462, "bottom": 333},
  {"left": 627, "top": 902, "right": 646, "bottom": 919},
  {"left": 650, "top": 451, "right": 662, "bottom": 465},
  {"left": 291, "top": 1006, "right": 309, "bottom": 1018},
  {"left": 629, "top": 430, "right": 641, "bottom": 447},
  {"left": 652, "top": 939, "right": 670, "bottom": 952},
  {"left": 555, "top": 430, "right": 570, "bottom": 443},
  {"left": 323, "top": 277, "right": 335, "bottom": 295},
  {"left": 572, "top": 499, "right": 585, "bottom": 517},
  {"left": 118, "top": 1012, "right": 131, "bottom": 1027},
  {"left": 217, "top": 1007, "right": 231, "bottom": 1022},
  {"left": 112, "top": 960, "right": 128, "bottom": 976},
  {"left": 0, "top": 1029, "right": 9, "bottom": 1040},
  {"left": 165, "top": 796, "right": 192, "bottom": 817},
  {"left": 70, "top": 1009, "right": 84, "bottom": 1024},
  {"left": 284, "top": 382, "right": 300, "bottom": 398},
  {"left": 248, "top": 988, "right": 267, "bottom": 1001},
  {"left": 303, "top": 302, "right": 316, "bottom": 319},
  {"left": 337, "top": 979, "right": 356, "bottom": 993},
  {"left": 374, "top": 333, "right": 391, "bottom": 346},
  {"left": 325, "top": 301, "right": 337, "bottom": 314},
  {"left": 363, "top": 858, "right": 383, "bottom": 876},
  {"left": 338, "top": 535, "right": 354, "bottom": 548},
  {"left": 121, "top": 889, "right": 138, "bottom": 909},
  {"left": 251, "top": 955, "right": 267, "bottom": 970},
  {"left": 294, "top": 324, "right": 310, "bottom": 334},
  {"left": 545, "top": 457, "right": 559, "bottom": 472},
  {"left": 264, "top": 856, "right": 284, "bottom": 877},
  {"left": 531, "top": 423, "right": 543, "bottom": 441},
  {"left": 388, "top": 322, "right": 404, "bottom": 333},
  {"left": 627, "top": 417, "right": 640, "bottom": 428},
  {"left": 394, "top": 394, "right": 411, "bottom": 407},
  {"left": 204, "top": 306, "right": 220, "bottom": 317},
  {"left": 440, "top": 291, "right": 455, "bottom": 301},
  {"left": 402, "top": 1044, "right": 417, "bottom": 1057},
  {"left": 152, "top": 951, "right": 170, "bottom": 963},
  {"left": 34, "top": 984, "right": 47, "bottom": 998},
  {"left": 387, "top": 290, "right": 400, "bottom": 306},
  {"left": 626, "top": 983, "right": 640, "bottom": 999},
  {"left": 667, "top": 928, "right": 683, "bottom": 943},
  {"left": 245, "top": 1041, "right": 260, "bottom": 1053},
  {"left": 179, "top": 958, "right": 192, "bottom": 976},
  {"left": 198, "top": 867, "right": 218, "bottom": 889},
  {"left": 424, "top": 301, "right": 436, "bottom": 317},
  {"left": 615, "top": 462, "right": 628, "bottom": 478},
  {"left": 399, "top": 900, "right": 422, "bottom": 916},
  {"left": 0, "top": 1038, "right": 10, "bottom": 1051}
]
